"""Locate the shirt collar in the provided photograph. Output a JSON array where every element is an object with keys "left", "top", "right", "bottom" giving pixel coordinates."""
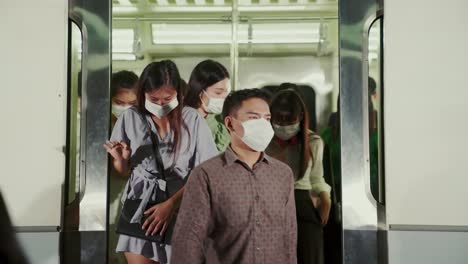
[
  {"left": 224, "top": 145, "right": 271, "bottom": 167},
  {"left": 275, "top": 135, "right": 299, "bottom": 148}
]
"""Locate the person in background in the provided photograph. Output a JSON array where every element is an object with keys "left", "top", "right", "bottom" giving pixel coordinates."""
[
  {"left": 266, "top": 89, "right": 331, "bottom": 264},
  {"left": 104, "top": 60, "right": 218, "bottom": 264},
  {"left": 111, "top": 70, "right": 138, "bottom": 120},
  {"left": 321, "top": 77, "right": 379, "bottom": 264},
  {"left": 108, "top": 70, "right": 139, "bottom": 264},
  {"left": 171, "top": 89, "right": 297, "bottom": 264},
  {"left": 185, "top": 60, "right": 231, "bottom": 151}
]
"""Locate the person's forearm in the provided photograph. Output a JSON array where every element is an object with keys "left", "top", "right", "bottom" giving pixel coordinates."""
[
  {"left": 169, "top": 187, "right": 185, "bottom": 210},
  {"left": 318, "top": 191, "right": 331, "bottom": 210},
  {"left": 112, "top": 158, "right": 129, "bottom": 175}
]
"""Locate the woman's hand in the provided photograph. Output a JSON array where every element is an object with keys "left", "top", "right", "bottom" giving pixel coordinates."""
[
  {"left": 142, "top": 199, "right": 176, "bottom": 237},
  {"left": 317, "top": 193, "right": 332, "bottom": 226},
  {"left": 104, "top": 140, "right": 131, "bottom": 161}
]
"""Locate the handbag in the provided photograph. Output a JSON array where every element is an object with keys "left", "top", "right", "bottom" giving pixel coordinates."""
[
  {"left": 328, "top": 148, "right": 342, "bottom": 224},
  {"left": 116, "top": 115, "right": 176, "bottom": 244}
]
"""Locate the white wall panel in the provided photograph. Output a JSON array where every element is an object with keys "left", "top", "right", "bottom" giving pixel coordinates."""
[
  {"left": 0, "top": 0, "right": 67, "bottom": 227},
  {"left": 385, "top": 0, "right": 468, "bottom": 225}
]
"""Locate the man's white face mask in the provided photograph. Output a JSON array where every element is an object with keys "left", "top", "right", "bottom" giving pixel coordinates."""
[{"left": 234, "top": 118, "right": 274, "bottom": 152}]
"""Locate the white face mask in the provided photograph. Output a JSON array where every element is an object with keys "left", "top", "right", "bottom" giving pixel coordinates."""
[
  {"left": 203, "top": 91, "right": 225, "bottom": 114},
  {"left": 273, "top": 122, "right": 301, "bottom": 141},
  {"left": 112, "top": 104, "right": 132, "bottom": 118},
  {"left": 145, "top": 97, "right": 179, "bottom": 118},
  {"left": 235, "top": 118, "right": 274, "bottom": 152}
]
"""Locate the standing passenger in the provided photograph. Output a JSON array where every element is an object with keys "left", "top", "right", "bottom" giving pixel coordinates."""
[
  {"left": 185, "top": 60, "right": 231, "bottom": 151},
  {"left": 266, "top": 89, "right": 331, "bottom": 264},
  {"left": 171, "top": 89, "right": 297, "bottom": 264},
  {"left": 108, "top": 70, "right": 138, "bottom": 264},
  {"left": 104, "top": 60, "right": 218, "bottom": 264},
  {"left": 110, "top": 70, "right": 138, "bottom": 120}
]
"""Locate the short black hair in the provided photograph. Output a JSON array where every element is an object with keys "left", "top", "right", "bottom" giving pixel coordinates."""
[
  {"left": 222, "top": 88, "right": 270, "bottom": 119},
  {"left": 111, "top": 70, "right": 138, "bottom": 97}
]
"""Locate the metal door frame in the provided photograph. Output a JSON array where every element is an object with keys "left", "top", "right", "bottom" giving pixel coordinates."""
[
  {"left": 339, "top": 0, "right": 387, "bottom": 263},
  {"left": 63, "top": 0, "right": 111, "bottom": 262}
]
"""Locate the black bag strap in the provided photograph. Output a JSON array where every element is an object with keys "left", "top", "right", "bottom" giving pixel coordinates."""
[{"left": 143, "top": 114, "right": 168, "bottom": 184}]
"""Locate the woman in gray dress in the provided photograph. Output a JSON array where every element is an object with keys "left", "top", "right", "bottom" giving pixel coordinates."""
[{"left": 104, "top": 60, "right": 218, "bottom": 264}]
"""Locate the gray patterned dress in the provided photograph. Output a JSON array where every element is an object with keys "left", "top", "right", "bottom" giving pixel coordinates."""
[{"left": 110, "top": 106, "right": 218, "bottom": 263}]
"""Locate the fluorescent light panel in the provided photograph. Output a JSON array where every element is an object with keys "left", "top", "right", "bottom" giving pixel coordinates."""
[
  {"left": 113, "top": 6, "right": 138, "bottom": 13},
  {"left": 113, "top": 53, "right": 137, "bottom": 61},
  {"left": 118, "top": 0, "right": 133, "bottom": 5},
  {"left": 157, "top": 0, "right": 170, "bottom": 5},
  {"left": 152, "top": 24, "right": 231, "bottom": 44},
  {"left": 151, "top": 22, "right": 321, "bottom": 44},
  {"left": 238, "top": 0, "right": 252, "bottom": 4}
]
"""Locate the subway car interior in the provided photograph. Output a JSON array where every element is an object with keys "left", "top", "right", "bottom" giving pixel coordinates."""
[{"left": 1, "top": 0, "right": 468, "bottom": 263}]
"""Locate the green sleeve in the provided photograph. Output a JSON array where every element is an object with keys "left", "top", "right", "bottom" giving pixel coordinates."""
[{"left": 206, "top": 114, "right": 231, "bottom": 151}]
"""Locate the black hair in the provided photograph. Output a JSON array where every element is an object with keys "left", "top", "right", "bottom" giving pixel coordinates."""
[
  {"left": 185, "top": 59, "right": 230, "bottom": 109},
  {"left": 136, "top": 60, "right": 187, "bottom": 157},
  {"left": 111, "top": 70, "right": 138, "bottom": 98},
  {"left": 368, "top": 77, "right": 377, "bottom": 95},
  {"left": 270, "top": 89, "right": 312, "bottom": 178},
  {"left": 222, "top": 88, "right": 270, "bottom": 119},
  {"left": 179, "top": 78, "right": 188, "bottom": 98}
]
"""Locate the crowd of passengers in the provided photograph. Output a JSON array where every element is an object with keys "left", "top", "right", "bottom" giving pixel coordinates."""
[{"left": 104, "top": 59, "right": 379, "bottom": 264}]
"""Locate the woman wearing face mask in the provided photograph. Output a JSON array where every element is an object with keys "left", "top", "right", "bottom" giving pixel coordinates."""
[
  {"left": 265, "top": 89, "right": 331, "bottom": 264},
  {"left": 185, "top": 59, "right": 231, "bottom": 151},
  {"left": 104, "top": 60, "right": 218, "bottom": 264},
  {"left": 109, "top": 70, "right": 139, "bottom": 264},
  {"left": 111, "top": 70, "right": 138, "bottom": 120}
]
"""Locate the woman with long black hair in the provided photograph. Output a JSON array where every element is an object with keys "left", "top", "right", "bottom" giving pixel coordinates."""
[
  {"left": 266, "top": 88, "right": 331, "bottom": 264},
  {"left": 104, "top": 60, "right": 218, "bottom": 264}
]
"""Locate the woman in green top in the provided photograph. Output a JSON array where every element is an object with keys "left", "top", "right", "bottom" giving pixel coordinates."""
[{"left": 185, "top": 59, "right": 231, "bottom": 151}]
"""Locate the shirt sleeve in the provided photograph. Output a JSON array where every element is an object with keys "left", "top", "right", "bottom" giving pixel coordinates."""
[
  {"left": 171, "top": 167, "right": 214, "bottom": 264},
  {"left": 308, "top": 137, "right": 332, "bottom": 196},
  {"left": 285, "top": 168, "right": 298, "bottom": 264},
  {"left": 194, "top": 114, "right": 219, "bottom": 166},
  {"left": 109, "top": 114, "right": 128, "bottom": 143}
]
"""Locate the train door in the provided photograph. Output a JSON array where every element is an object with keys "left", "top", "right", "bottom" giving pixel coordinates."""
[
  {"left": 61, "top": 0, "right": 388, "bottom": 263},
  {"left": 385, "top": 0, "right": 468, "bottom": 263},
  {"left": 62, "top": 0, "right": 111, "bottom": 263}
]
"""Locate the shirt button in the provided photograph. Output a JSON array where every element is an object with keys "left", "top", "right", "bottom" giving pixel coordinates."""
[
  {"left": 256, "top": 247, "right": 261, "bottom": 251},
  {"left": 256, "top": 219, "right": 260, "bottom": 225},
  {"left": 255, "top": 195, "right": 260, "bottom": 201}
]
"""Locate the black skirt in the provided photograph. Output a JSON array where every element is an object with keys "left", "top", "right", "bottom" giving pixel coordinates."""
[{"left": 294, "top": 189, "right": 324, "bottom": 264}]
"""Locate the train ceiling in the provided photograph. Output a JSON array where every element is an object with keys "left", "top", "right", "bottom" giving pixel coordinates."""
[{"left": 108, "top": 0, "right": 346, "bottom": 60}]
